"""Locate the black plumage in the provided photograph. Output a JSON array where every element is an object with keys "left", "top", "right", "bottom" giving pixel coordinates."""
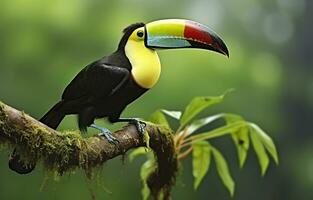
[
  {"left": 41, "top": 22, "right": 147, "bottom": 131},
  {"left": 40, "top": 54, "right": 147, "bottom": 131},
  {"left": 9, "top": 23, "right": 147, "bottom": 174}
]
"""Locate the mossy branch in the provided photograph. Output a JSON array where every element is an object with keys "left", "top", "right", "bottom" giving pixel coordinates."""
[{"left": 0, "top": 102, "right": 178, "bottom": 199}]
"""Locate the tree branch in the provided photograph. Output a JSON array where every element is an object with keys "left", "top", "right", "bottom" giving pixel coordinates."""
[
  {"left": 0, "top": 102, "right": 178, "bottom": 199},
  {"left": 0, "top": 102, "right": 168, "bottom": 167}
]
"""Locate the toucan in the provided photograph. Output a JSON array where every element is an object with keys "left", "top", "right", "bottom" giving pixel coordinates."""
[{"left": 9, "top": 19, "right": 229, "bottom": 174}]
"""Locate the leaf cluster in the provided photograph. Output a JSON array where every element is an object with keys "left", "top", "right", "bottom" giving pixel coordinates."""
[{"left": 129, "top": 91, "right": 279, "bottom": 199}]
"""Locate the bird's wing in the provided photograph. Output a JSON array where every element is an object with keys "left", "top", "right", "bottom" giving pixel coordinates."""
[{"left": 62, "top": 63, "right": 130, "bottom": 101}]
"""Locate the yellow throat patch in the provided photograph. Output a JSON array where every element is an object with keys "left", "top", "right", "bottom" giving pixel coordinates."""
[{"left": 125, "top": 27, "right": 161, "bottom": 89}]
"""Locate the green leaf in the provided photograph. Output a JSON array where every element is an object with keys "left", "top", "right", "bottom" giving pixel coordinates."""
[
  {"left": 128, "top": 147, "right": 149, "bottom": 162},
  {"left": 223, "top": 114, "right": 250, "bottom": 168},
  {"left": 223, "top": 113, "right": 244, "bottom": 123},
  {"left": 250, "top": 129, "right": 269, "bottom": 175},
  {"left": 211, "top": 146, "right": 235, "bottom": 197},
  {"left": 187, "top": 114, "right": 225, "bottom": 136},
  {"left": 179, "top": 90, "right": 232, "bottom": 130},
  {"left": 188, "top": 121, "right": 247, "bottom": 143},
  {"left": 249, "top": 123, "right": 279, "bottom": 164},
  {"left": 192, "top": 141, "right": 211, "bottom": 189},
  {"left": 140, "top": 159, "right": 155, "bottom": 200},
  {"left": 161, "top": 109, "right": 182, "bottom": 120},
  {"left": 149, "top": 110, "right": 170, "bottom": 128},
  {"left": 231, "top": 127, "right": 250, "bottom": 168}
]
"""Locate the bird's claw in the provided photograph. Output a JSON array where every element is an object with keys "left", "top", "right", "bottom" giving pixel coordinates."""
[
  {"left": 130, "top": 119, "right": 146, "bottom": 135},
  {"left": 90, "top": 124, "right": 119, "bottom": 144},
  {"left": 98, "top": 130, "right": 119, "bottom": 144}
]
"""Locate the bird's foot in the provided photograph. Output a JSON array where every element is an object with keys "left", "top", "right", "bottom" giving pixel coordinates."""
[
  {"left": 90, "top": 124, "right": 119, "bottom": 144},
  {"left": 112, "top": 118, "right": 146, "bottom": 136},
  {"left": 128, "top": 119, "right": 146, "bottom": 135},
  {"left": 98, "top": 131, "right": 119, "bottom": 144}
]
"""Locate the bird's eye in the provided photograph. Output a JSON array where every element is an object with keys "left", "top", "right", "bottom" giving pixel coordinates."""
[{"left": 137, "top": 30, "right": 144, "bottom": 38}]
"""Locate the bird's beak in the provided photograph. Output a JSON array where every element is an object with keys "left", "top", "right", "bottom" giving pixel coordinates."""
[{"left": 145, "top": 19, "right": 229, "bottom": 57}]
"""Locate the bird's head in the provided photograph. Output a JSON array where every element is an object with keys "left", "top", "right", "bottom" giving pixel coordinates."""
[
  {"left": 118, "top": 19, "right": 229, "bottom": 89},
  {"left": 119, "top": 19, "right": 229, "bottom": 57}
]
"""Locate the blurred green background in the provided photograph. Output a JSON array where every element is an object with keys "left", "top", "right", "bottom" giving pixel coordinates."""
[{"left": 0, "top": 0, "right": 312, "bottom": 199}]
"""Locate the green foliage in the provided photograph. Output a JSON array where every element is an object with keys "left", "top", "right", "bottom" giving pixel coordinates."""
[
  {"left": 178, "top": 89, "right": 233, "bottom": 131},
  {"left": 224, "top": 114, "right": 249, "bottom": 167},
  {"left": 192, "top": 141, "right": 211, "bottom": 190},
  {"left": 130, "top": 91, "right": 279, "bottom": 199},
  {"left": 192, "top": 140, "right": 235, "bottom": 196},
  {"left": 250, "top": 128, "right": 269, "bottom": 175},
  {"left": 186, "top": 120, "right": 246, "bottom": 142},
  {"left": 161, "top": 109, "right": 182, "bottom": 121},
  {"left": 231, "top": 126, "right": 250, "bottom": 168},
  {"left": 250, "top": 123, "right": 279, "bottom": 164},
  {"left": 211, "top": 145, "right": 235, "bottom": 196},
  {"left": 186, "top": 114, "right": 225, "bottom": 136},
  {"left": 249, "top": 123, "right": 279, "bottom": 175}
]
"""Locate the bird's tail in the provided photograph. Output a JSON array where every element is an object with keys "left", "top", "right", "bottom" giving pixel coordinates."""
[
  {"left": 39, "top": 101, "right": 66, "bottom": 129},
  {"left": 9, "top": 101, "right": 65, "bottom": 174}
]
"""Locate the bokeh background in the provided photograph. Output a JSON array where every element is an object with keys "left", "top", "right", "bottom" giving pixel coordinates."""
[{"left": 0, "top": 0, "right": 312, "bottom": 199}]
